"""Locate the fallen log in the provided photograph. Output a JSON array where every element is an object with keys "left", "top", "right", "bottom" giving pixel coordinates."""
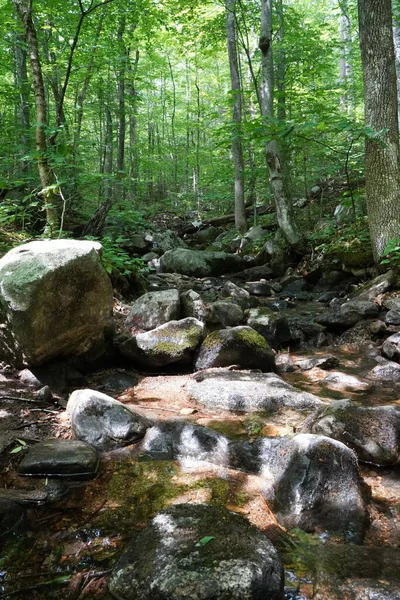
[{"left": 178, "top": 204, "right": 275, "bottom": 235}]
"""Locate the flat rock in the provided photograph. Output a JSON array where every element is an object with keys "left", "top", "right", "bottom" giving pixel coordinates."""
[
  {"left": 68, "top": 389, "right": 152, "bottom": 450},
  {"left": 301, "top": 399, "right": 400, "bottom": 466},
  {"left": 18, "top": 439, "right": 99, "bottom": 478},
  {"left": 160, "top": 248, "right": 244, "bottom": 277},
  {"left": 125, "top": 289, "right": 180, "bottom": 331},
  {"left": 108, "top": 504, "right": 284, "bottom": 600},
  {"left": 186, "top": 369, "right": 325, "bottom": 412}
]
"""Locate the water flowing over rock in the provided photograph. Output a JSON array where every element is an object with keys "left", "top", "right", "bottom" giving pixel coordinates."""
[
  {"left": 0, "top": 239, "right": 113, "bottom": 367},
  {"left": 108, "top": 504, "right": 284, "bottom": 600},
  {"left": 125, "top": 289, "right": 180, "bottom": 331},
  {"left": 187, "top": 369, "right": 325, "bottom": 412},
  {"left": 160, "top": 248, "right": 244, "bottom": 277},
  {"left": 68, "top": 389, "right": 152, "bottom": 450},
  {"left": 120, "top": 317, "right": 205, "bottom": 368},
  {"left": 195, "top": 326, "right": 275, "bottom": 371},
  {"left": 301, "top": 399, "right": 400, "bottom": 466}
]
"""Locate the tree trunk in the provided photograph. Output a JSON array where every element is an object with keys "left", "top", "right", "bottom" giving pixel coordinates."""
[
  {"left": 259, "top": 0, "right": 302, "bottom": 248},
  {"left": 358, "top": 0, "right": 400, "bottom": 260},
  {"left": 392, "top": 0, "right": 400, "bottom": 127},
  {"left": 12, "top": 0, "right": 61, "bottom": 234},
  {"left": 14, "top": 33, "right": 30, "bottom": 161},
  {"left": 339, "top": 0, "right": 354, "bottom": 114},
  {"left": 226, "top": 0, "right": 247, "bottom": 234}
]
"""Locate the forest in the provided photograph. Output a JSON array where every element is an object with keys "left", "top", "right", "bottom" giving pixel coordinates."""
[{"left": 0, "top": 0, "right": 400, "bottom": 599}]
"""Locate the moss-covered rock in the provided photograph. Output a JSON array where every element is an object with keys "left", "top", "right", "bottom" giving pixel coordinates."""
[
  {"left": 159, "top": 248, "right": 245, "bottom": 277},
  {"left": 195, "top": 326, "right": 275, "bottom": 372},
  {"left": 108, "top": 503, "right": 284, "bottom": 600},
  {"left": 246, "top": 307, "right": 291, "bottom": 349},
  {"left": 0, "top": 240, "right": 113, "bottom": 367}
]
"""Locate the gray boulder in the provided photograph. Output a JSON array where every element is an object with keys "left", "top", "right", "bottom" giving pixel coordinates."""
[
  {"left": 384, "top": 309, "right": 400, "bottom": 325},
  {"left": 195, "top": 326, "right": 275, "bottom": 372},
  {"left": 160, "top": 248, "right": 244, "bottom": 277},
  {"left": 302, "top": 399, "right": 400, "bottom": 466},
  {"left": 207, "top": 300, "right": 244, "bottom": 327},
  {"left": 140, "top": 421, "right": 230, "bottom": 465},
  {"left": 231, "top": 434, "right": 368, "bottom": 540},
  {"left": 382, "top": 332, "right": 400, "bottom": 361},
  {"left": 221, "top": 281, "right": 251, "bottom": 309},
  {"left": 125, "top": 289, "right": 180, "bottom": 331},
  {"left": 180, "top": 289, "right": 208, "bottom": 321},
  {"left": 246, "top": 307, "right": 291, "bottom": 349},
  {"left": 109, "top": 504, "right": 284, "bottom": 600},
  {"left": 186, "top": 369, "right": 325, "bottom": 412},
  {"left": 120, "top": 317, "right": 205, "bottom": 368},
  {"left": 0, "top": 240, "right": 113, "bottom": 367},
  {"left": 352, "top": 270, "right": 393, "bottom": 301},
  {"left": 68, "top": 389, "right": 152, "bottom": 450},
  {"left": 151, "top": 229, "right": 188, "bottom": 253}
]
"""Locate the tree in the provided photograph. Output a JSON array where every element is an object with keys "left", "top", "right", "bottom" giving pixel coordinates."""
[{"left": 358, "top": 0, "right": 400, "bottom": 260}]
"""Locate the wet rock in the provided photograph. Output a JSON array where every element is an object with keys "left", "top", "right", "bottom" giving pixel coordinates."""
[
  {"left": 180, "top": 289, "right": 208, "bottom": 321},
  {"left": 159, "top": 248, "right": 244, "bottom": 277},
  {"left": 68, "top": 389, "right": 152, "bottom": 450},
  {"left": 352, "top": 270, "right": 394, "bottom": 301},
  {"left": 0, "top": 240, "right": 114, "bottom": 367},
  {"left": 280, "top": 277, "right": 310, "bottom": 297},
  {"left": 383, "top": 309, "right": 400, "bottom": 325},
  {"left": 382, "top": 332, "right": 400, "bottom": 361},
  {"left": 207, "top": 300, "right": 244, "bottom": 327},
  {"left": 322, "top": 371, "right": 371, "bottom": 392},
  {"left": 302, "top": 399, "right": 400, "bottom": 466},
  {"left": 125, "top": 289, "right": 180, "bottom": 331},
  {"left": 229, "top": 263, "right": 273, "bottom": 282},
  {"left": 120, "top": 317, "right": 205, "bottom": 368},
  {"left": 0, "top": 499, "right": 24, "bottom": 537},
  {"left": 246, "top": 281, "right": 272, "bottom": 296},
  {"left": 287, "top": 317, "right": 326, "bottom": 346},
  {"left": 315, "top": 309, "right": 360, "bottom": 330},
  {"left": 275, "top": 353, "right": 296, "bottom": 373},
  {"left": 109, "top": 504, "right": 284, "bottom": 600},
  {"left": 246, "top": 307, "right": 292, "bottom": 349},
  {"left": 18, "top": 439, "right": 99, "bottom": 478},
  {"left": 187, "top": 369, "right": 325, "bottom": 412},
  {"left": 314, "top": 577, "right": 400, "bottom": 599},
  {"left": 313, "top": 270, "right": 348, "bottom": 293},
  {"left": 195, "top": 326, "right": 275, "bottom": 372},
  {"left": 0, "top": 480, "right": 67, "bottom": 504},
  {"left": 341, "top": 300, "right": 380, "bottom": 318},
  {"left": 221, "top": 281, "right": 251, "bottom": 309},
  {"left": 140, "top": 421, "right": 230, "bottom": 464},
  {"left": 292, "top": 354, "right": 339, "bottom": 371}
]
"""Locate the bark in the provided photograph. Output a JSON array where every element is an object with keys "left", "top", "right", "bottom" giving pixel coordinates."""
[
  {"left": 12, "top": 0, "right": 61, "bottom": 234},
  {"left": 393, "top": 0, "right": 400, "bottom": 128},
  {"left": 14, "top": 34, "right": 30, "bottom": 158},
  {"left": 116, "top": 16, "right": 126, "bottom": 202},
  {"left": 339, "top": 0, "right": 354, "bottom": 114},
  {"left": 259, "top": 0, "right": 302, "bottom": 248},
  {"left": 226, "top": 0, "right": 248, "bottom": 234},
  {"left": 127, "top": 49, "right": 140, "bottom": 196},
  {"left": 358, "top": 0, "right": 400, "bottom": 260}
]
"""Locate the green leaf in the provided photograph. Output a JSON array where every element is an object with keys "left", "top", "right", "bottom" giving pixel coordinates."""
[
  {"left": 10, "top": 446, "right": 23, "bottom": 454},
  {"left": 199, "top": 536, "right": 215, "bottom": 546},
  {"left": 16, "top": 439, "right": 27, "bottom": 446}
]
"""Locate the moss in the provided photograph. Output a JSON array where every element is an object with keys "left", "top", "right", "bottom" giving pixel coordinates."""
[{"left": 233, "top": 327, "right": 269, "bottom": 350}]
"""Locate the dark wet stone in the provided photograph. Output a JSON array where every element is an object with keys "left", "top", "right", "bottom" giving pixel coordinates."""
[
  {"left": 140, "top": 421, "right": 229, "bottom": 464},
  {"left": 0, "top": 499, "right": 24, "bottom": 537},
  {"left": 246, "top": 281, "right": 272, "bottom": 296},
  {"left": 109, "top": 504, "right": 284, "bottom": 600},
  {"left": 68, "top": 389, "right": 152, "bottom": 450},
  {"left": 315, "top": 309, "right": 360, "bottom": 330},
  {"left": 187, "top": 369, "right": 325, "bottom": 412},
  {"left": 180, "top": 289, "right": 208, "bottom": 321},
  {"left": 195, "top": 326, "right": 275, "bottom": 372},
  {"left": 228, "top": 263, "right": 273, "bottom": 282},
  {"left": 0, "top": 479, "right": 67, "bottom": 504},
  {"left": 159, "top": 248, "right": 244, "bottom": 277},
  {"left": 302, "top": 399, "right": 400, "bottom": 466},
  {"left": 18, "top": 439, "right": 99, "bottom": 478}
]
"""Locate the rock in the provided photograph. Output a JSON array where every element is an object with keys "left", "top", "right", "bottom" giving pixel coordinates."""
[
  {"left": 246, "top": 281, "right": 272, "bottom": 296},
  {"left": 302, "top": 399, "right": 400, "bottom": 466},
  {"left": 180, "top": 289, "right": 208, "bottom": 321},
  {"left": 18, "top": 439, "right": 99, "bottom": 478},
  {"left": 382, "top": 332, "right": 400, "bottom": 361},
  {"left": 108, "top": 504, "right": 284, "bottom": 600},
  {"left": 120, "top": 317, "right": 205, "bottom": 368},
  {"left": 195, "top": 326, "right": 275, "bottom": 372},
  {"left": 384, "top": 309, "right": 400, "bottom": 325},
  {"left": 244, "top": 225, "right": 265, "bottom": 241},
  {"left": 125, "top": 233, "right": 149, "bottom": 253},
  {"left": 19, "top": 361, "right": 87, "bottom": 393},
  {"left": 292, "top": 354, "right": 339, "bottom": 371},
  {"left": 313, "top": 270, "right": 348, "bottom": 293},
  {"left": 190, "top": 225, "right": 219, "bottom": 244},
  {"left": 352, "top": 270, "right": 394, "bottom": 301},
  {"left": 0, "top": 499, "right": 24, "bottom": 537},
  {"left": 280, "top": 276, "right": 310, "bottom": 297},
  {"left": 369, "top": 360, "right": 400, "bottom": 381},
  {"left": 322, "top": 371, "right": 371, "bottom": 391},
  {"left": 68, "top": 389, "right": 152, "bottom": 450},
  {"left": 341, "top": 300, "right": 380, "bottom": 318},
  {"left": 287, "top": 317, "right": 326, "bottom": 346},
  {"left": 0, "top": 240, "right": 113, "bottom": 367},
  {"left": 186, "top": 369, "right": 325, "bottom": 412},
  {"left": 141, "top": 251, "right": 159, "bottom": 263},
  {"left": 229, "top": 264, "right": 273, "bottom": 282},
  {"left": 381, "top": 291, "right": 400, "bottom": 311},
  {"left": 160, "top": 248, "right": 244, "bottom": 277},
  {"left": 151, "top": 229, "right": 188, "bottom": 253},
  {"left": 207, "top": 301, "right": 244, "bottom": 327},
  {"left": 315, "top": 577, "right": 400, "bottom": 599},
  {"left": 90, "top": 370, "right": 139, "bottom": 393},
  {"left": 140, "top": 421, "right": 230, "bottom": 464},
  {"left": 315, "top": 309, "right": 360, "bottom": 330},
  {"left": 232, "top": 434, "right": 368, "bottom": 540},
  {"left": 246, "top": 307, "right": 291, "bottom": 349},
  {"left": 221, "top": 281, "right": 251, "bottom": 309},
  {"left": 275, "top": 353, "right": 296, "bottom": 373},
  {"left": 125, "top": 289, "right": 181, "bottom": 331}
]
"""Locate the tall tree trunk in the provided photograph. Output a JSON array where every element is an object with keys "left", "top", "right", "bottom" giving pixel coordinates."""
[
  {"left": 358, "top": 0, "right": 400, "bottom": 260},
  {"left": 339, "top": 0, "right": 354, "bottom": 114},
  {"left": 392, "top": 0, "right": 400, "bottom": 128},
  {"left": 12, "top": 0, "right": 61, "bottom": 234},
  {"left": 127, "top": 49, "right": 140, "bottom": 198},
  {"left": 116, "top": 16, "right": 126, "bottom": 202},
  {"left": 14, "top": 33, "right": 31, "bottom": 165},
  {"left": 226, "top": 0, "right": 247, "bottom": 234},
  {"left": 259, "top": 0, "right": 302, "bottom": 247}
]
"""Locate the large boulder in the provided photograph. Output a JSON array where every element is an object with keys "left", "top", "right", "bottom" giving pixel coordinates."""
[
  {"left": 109, "top": 504, "right": 284, "bottom": 600},
  {"left": 246, "top": 307, "right": 291, "bottom": 349},
  {"left": 195, "top": 326, "right": 275, "bottom": 372},
  {"left": 230, "top": 434, "right": 369, "bottom": 541},
  {"left": 125, "top": 289, "right": 180, "bottom": 331},
  {"left": 301, "top": 399, "right": 400, "bottom": 466},
  {"left": 186, "top": 369, "right": 325, "bottom": 412},
  {"left": 120, "top": 317, "right": 205, "bottom": 368},
  {"left": 160, "top": 248, "right": 244, "bottom": 277},
  {"left": 67, "top": 389, "right": 152, "bottom": 450},
  {"left": 0, "top": 240, "right": 113, "bottom": 367}
]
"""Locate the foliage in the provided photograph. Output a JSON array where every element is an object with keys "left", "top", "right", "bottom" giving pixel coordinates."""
[
  {"left": 310, "top": 217, "right": 373, "bottom": 268},
  {"left": 381, "top": 239, "right": 400, "bottom": 268},
  {"left": 84, "top": 235, "right": 148, "bottom": 283}
]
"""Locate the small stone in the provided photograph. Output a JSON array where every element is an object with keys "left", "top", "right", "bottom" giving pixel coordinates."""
[{"left": 180, "top": 407, "right": 197, "bottom": 415}]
